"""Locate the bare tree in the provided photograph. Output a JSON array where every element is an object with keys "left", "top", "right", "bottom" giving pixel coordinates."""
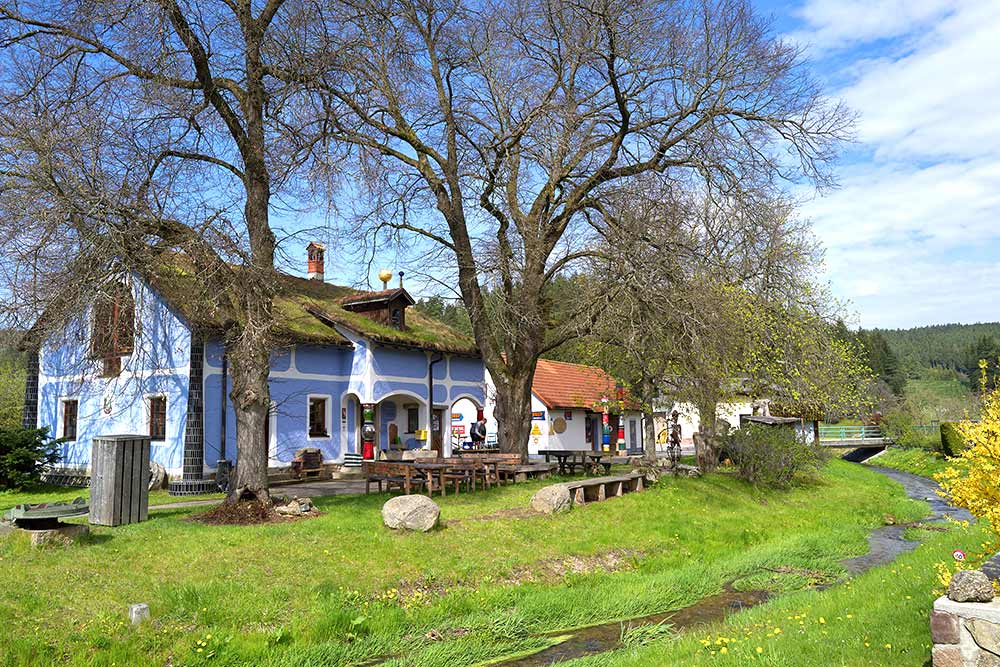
[
  {"left": 0, "top": 0, "right": 339, "bottom": 503},
  {"left": 583, "top": 181, "right": 871, "bottom": 471},
  {"left": 289, "top": 0, "right": 853, "bottom": 457}
]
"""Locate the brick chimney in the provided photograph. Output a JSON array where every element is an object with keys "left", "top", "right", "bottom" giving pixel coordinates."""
[{"left": 306, "top": 242, "right": 325, "bottom": 281}]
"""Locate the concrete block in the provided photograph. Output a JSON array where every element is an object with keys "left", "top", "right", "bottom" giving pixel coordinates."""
[
  {"left": 128, "top": 603, "right": 150, "bottom": 625},
  {"left": 936, "top": 597, "right": 1000, "bottom": 625}
]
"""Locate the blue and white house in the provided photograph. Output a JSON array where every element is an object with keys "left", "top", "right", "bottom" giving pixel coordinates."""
[{"left": 22, "top": 244, "right": 486, "bottom": 491}]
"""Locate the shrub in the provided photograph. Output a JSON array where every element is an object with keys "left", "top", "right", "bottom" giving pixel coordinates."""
[
  {"left": 0, "top": 427, "right": 61, "bottom": 490},
  {"left": 939, "top": 422, "right": 966, "bottom": 456},
  {"left": 937, "top": 386, "right": 1000, "bottom": 544},
  {"left": 881, "top": 405, "right": 929, "bottom": 448},
  {"left": 722, "top": 423, "right": 829, "bottom": 488}
]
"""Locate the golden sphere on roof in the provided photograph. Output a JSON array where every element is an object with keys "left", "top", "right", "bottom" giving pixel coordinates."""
[{"left": 377, "top": 268, "right": 393, "bottom": 283}]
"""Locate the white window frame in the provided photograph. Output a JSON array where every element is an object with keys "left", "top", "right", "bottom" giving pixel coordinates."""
[
  {"left": 307, "top": 394, "right": 333, "bottom": 440},
  {"left": 267, "top": 401, "right": 280, "bottom": 464},
  {"left": 145, "top": 393, "right": 168, "bottom": 442}
]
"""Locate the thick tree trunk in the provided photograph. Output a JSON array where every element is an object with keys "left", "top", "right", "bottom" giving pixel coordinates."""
[
  {"left": 640, "top": 378, "right": 658, "bottom": 463},
  {"left": 224, "top": 28, "right": 276, "bottom": 503},
  {"left": 492, "top": 361, "right": 535, "bottom": 463},
  {"left": 228, "top": 334, "right": 271, "bottom": 503},
  {"left": 643, "top": 410, "right": 657, "bottom": 463},
  {"left": 695, "top": 397, "right": 719, "bottom": 472}
]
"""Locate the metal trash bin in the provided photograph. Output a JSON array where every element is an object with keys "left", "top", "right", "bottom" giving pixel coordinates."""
[{"left": 89, "top": 435, "right": 151, "bottom": 526}]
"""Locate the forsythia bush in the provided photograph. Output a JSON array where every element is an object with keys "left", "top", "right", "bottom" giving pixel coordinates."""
[{"left": 936, "top": 365, "right": 1000, "bottom": 538}]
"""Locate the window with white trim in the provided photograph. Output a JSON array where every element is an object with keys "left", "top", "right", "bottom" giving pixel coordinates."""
[{"left": 308, "top": 396, "right": 330, "bottom": 438}]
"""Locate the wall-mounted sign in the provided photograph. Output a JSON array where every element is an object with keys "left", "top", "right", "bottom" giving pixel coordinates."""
[
  {"left": 553, "top": 417, "right": 567, "bottom": 434},
  {"left": 530, "top": 423, "right": 542, "bottom": 436},
  {"left": 564, "top": 411, "right": 573, "bottom": 420},
  {"left": 452, "top": 412, "right": 462, "bottom": 421},
  {"left": 452, "top": 425, "right": 466, "bottom": 436},
  {"left": 531, "top": 411, "right": 546, "bottom": 421}
]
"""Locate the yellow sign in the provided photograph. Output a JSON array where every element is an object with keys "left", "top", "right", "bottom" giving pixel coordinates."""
[{"left": 530, "top": 424, "right": 542, "bottom": 436}]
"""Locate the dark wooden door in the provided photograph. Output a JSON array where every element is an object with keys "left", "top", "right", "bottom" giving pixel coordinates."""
[{"left": 432, "top": 409, "right": 444, "bottom": 454}]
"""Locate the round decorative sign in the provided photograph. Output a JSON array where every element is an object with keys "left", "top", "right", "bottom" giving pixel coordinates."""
[
  {"left": 953, "top": 549, "right": 966, "bottom": 562},
  {"left": 553, "top": 417, "right": 567, "bottom": 434}
]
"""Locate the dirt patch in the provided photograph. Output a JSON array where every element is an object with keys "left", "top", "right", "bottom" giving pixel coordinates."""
[
  {"left": 189, "top": 500, "right": 319, "bottom": 525},
  {"left": 498, "top": 549, "right": 644, "bottom": 585}
]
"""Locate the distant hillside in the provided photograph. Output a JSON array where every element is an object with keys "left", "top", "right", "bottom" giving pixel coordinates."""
[{"left": 878, "top": 322, "right": 1000, "bottom": 378}]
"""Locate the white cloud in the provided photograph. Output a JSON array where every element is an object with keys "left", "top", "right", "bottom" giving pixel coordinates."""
[
  {"left": 787, "top": 0, "right": 955, "bottom": 52},
  {"left": 788, "top": 0, "right": 1000, "bottom": 327}
]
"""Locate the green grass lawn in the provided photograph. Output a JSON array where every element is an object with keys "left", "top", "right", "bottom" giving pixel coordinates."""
[
  {"left": 566, "top": 522, "right": 990, "bottom": 667},
  {"left": 0, "top": 484, "right": 224, "bottom": 510},
  {"left": 865, "top": 447, "right": 957, "bottom": 479},
  {"left": 0, "top": 462, "right": 955, "bottom": 667}
]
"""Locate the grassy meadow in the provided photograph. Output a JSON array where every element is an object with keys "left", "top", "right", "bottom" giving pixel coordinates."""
[{"left": 0, "top": 460, "right": 972, "bottom": 667}]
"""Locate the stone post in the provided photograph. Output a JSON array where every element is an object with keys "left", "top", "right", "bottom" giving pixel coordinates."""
[{"left": 931, "top": 570, "right": 999, "bottom": 666}]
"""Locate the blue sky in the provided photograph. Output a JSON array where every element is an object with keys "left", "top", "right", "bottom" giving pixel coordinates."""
[
  {"left": 757, "top": 0, "right": 1000, "bottom": 329},
  {"left": 284, "top": 1, "right": 1000, "bottom": 331}
]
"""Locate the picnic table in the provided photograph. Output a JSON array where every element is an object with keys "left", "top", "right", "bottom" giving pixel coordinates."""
[
  {"left": 537, "top": 449, "right": 612, "bottom": 476},
  {"left": 412, "top": 459, "right": 500, "bottom": 496}
]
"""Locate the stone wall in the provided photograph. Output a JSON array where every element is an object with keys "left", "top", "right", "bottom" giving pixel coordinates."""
[{"left": 932, "top": 596, "right": 1000, "bottom": 666}]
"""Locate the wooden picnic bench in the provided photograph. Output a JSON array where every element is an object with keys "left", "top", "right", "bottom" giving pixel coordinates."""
[
  {"left": 453, "top": 452, "right": 558, "bottom": 484},
  {"left": 413, "top": 459, "right": 493, "bottom": 495},
  {"left": 537, "top": 449, "right": 613, "bottom": 476},
  {"left": 362, "top": 461, "right": 428, "bottom": 495},
  {"left": 559, "top": 473, "right": 646, "bottom": 506}
]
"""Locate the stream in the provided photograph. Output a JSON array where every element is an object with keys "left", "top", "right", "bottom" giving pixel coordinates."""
[{"left": 492, "top": 465, "right": 973, "bottom": 667}]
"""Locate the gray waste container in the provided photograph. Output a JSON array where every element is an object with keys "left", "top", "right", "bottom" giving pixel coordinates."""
[{"left": 89, "top": 435, "right": 151, "bottom": 526}]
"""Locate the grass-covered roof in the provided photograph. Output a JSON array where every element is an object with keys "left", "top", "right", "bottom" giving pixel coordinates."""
[{"left": 145, "top": 256, "right": 479, "bottom": 355}]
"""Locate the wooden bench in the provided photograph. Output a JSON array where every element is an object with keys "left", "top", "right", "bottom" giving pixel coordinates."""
[
  {"left": 362, "top": 461, "right": 427, "bottom": 495},
  {"left": 559, "top": 473, "right": 646, "bottom": 506}
]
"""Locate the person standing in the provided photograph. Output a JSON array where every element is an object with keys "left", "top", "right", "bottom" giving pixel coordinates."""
[{"left": 470, "top": 411, "right": 488, "bottom": 449}]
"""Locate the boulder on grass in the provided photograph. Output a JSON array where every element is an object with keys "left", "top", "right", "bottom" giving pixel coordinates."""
[
  {"left": 948, "top": 569, "right": 995, "bottom": 603},
  {"left": 382, "top": 495, "right": 440, "bottom": 532},
  {"left": 530, "top": 485, "right": 572, "bottom": 515}
]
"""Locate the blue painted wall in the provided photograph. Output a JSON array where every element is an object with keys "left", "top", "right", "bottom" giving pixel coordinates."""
[
  {"left": 35, "top": 276, "right": 487, "bottom": 473},
  {"left": 36, "top": 278, "right": 192, "bottom": 471}
]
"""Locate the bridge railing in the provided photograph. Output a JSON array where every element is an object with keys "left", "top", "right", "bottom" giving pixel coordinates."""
[{"left": 818, "top": 425, "right": 886, "bottom": 440}]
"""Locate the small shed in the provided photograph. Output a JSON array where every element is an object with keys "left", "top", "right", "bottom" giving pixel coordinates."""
[{"left": 739, "top": 415, "right": 819, "bottom": 444}]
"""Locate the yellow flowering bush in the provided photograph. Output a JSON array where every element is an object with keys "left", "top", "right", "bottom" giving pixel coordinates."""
[{"left": 936, "top": 365, "right": 1000, "bottom": 540}]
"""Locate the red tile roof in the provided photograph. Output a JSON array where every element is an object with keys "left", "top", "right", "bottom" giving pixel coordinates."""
[{"left": 532, "top": 359, "right": 636, "bottom": 411}]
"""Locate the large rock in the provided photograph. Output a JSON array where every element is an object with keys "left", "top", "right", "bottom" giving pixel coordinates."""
[
  {"left": 949, "top": 570, "right": 995, "bottom": 603},
  {"left": 275, "top": 497, "right": 314, "bottom": 516},
  {"left": 931, "top": 610, "right": 960, "bottom": 644},
  {"left": 674, "top": 464, "right": 702, "bottom": 478},
  {"left": 382, "top": 495, "right": 440, "bottom": 532},
  {"left": 968, "top": 618, "right": 1000, "bottom": 657},
  {"left": 530, "top": 485, "right": 572, "bottom": 515}
]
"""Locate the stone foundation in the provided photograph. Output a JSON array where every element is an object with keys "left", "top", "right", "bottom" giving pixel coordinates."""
[{"left": 932, "top": 596, "right": 1000, "bottom": 666}]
